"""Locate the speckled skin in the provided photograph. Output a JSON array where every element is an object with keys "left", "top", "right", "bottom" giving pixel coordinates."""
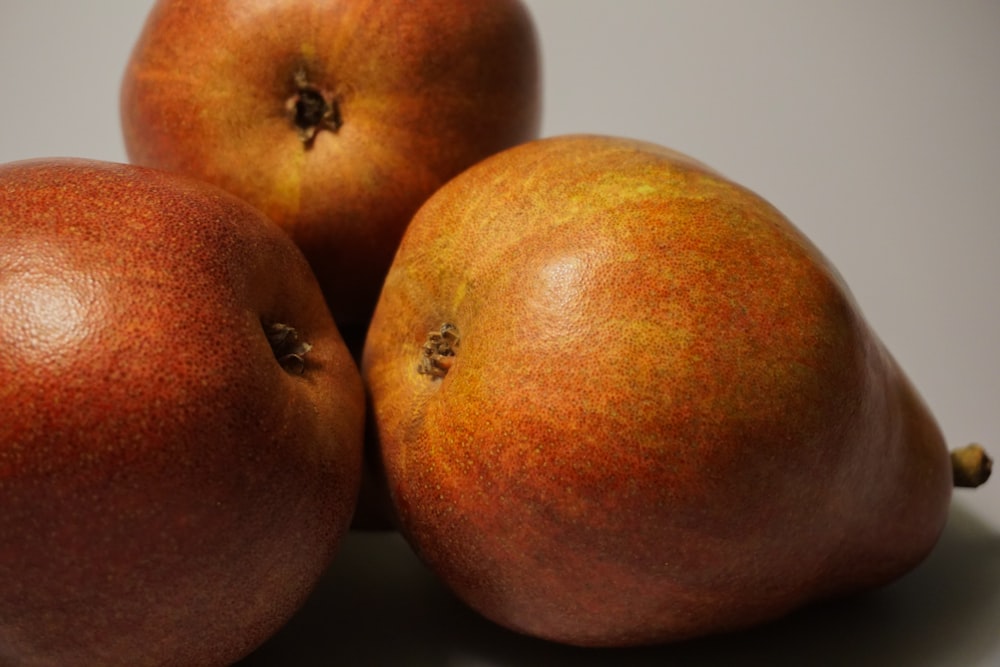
[
  {"left": 362, "top": 135, "right": 953, "bottom": 646},
  {"left": 120, "top": 0, "right": 541, "bottom": 336},
  {"left": 0, "top": 159, "right": 364, "bottom": 666}
]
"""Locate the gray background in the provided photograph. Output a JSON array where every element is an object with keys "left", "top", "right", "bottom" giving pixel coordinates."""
[{"left": 1, "top": 1, "right": 998, "bottom": 665}]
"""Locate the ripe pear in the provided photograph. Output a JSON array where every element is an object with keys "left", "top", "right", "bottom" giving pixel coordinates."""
[
  {"left": 120, "top": 0, "right": 541, "bottom": 337},
  {"left": 362, "top": 134, "right": 990, "bottom": 646},
  {"left": 0, "top": 159, "right": 364, "bottom": 666}
]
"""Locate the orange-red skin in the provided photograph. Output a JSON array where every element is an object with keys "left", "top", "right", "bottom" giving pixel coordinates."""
[
  {"left": 0, "top": 159, "right": 364, "bottom": 666},
  {"left": 120, "top": 0, "right": 541, "bottom": 334},
  {"left": 362, "top": 135, "right": 953, "bottom": 646}
]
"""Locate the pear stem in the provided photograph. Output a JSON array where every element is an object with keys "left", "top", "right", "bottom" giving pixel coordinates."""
[
  {"left": 418, "top": 323, "right": 460, "bottom": 379},
  {"left": 263, "top": 321, "right": 313, "bottom": 376},
  {"left": 951, "top": 443, "right": 992, "bottom": 488},
  {"left": 286, "top": 68, "right": 341, "bottom": 146}
]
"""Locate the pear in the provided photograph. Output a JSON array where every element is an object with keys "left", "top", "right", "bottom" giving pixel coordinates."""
[
  {"left": 120, "top": 0, "right": 541, "bottom": 336},
  {"left": 362, "top": 134, "right": 991, "bottom": 646},
  {"left": 0, "top": 158, "right": 364, "bottom": 666}
]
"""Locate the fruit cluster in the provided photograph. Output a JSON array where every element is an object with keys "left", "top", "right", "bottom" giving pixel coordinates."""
[{"left": 0, "top": 2, "right": 991, "bottom": 665}]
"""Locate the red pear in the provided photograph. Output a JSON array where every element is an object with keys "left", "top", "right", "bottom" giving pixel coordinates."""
[
  {"left": 362, "top": 135, "right": 989, "bottom": 646},
  {"left": 0, "top": 159, "right": 364, "bottom": 666},
  {"left": 120, "top": 0, "right": 541, "bottom": 338}
]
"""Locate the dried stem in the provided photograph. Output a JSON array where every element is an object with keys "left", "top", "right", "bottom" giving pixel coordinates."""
[
  {"left": 264, "top": 321, "right": 312, "bottom": 375},
  {"left": 951, "top": 443, "right": 992, "bottom": 488}
]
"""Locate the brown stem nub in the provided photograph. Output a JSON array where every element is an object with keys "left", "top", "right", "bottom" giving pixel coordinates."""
[
  {"left": 418, "top": 323, "right": 460, "bottom": 378},
  {"left": 286, "top": 68, "right": 341, "bottom": 146},
  {"left": 264, "top": 321, "right": 313, "bottom": 376},
  {"left": 951, "top": 443, "right": 993, "bottom": 488}
]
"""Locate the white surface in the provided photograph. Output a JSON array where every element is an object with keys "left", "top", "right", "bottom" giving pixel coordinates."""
[{"left": 1, "top": 1, "right": 998, "bottom": 665}]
